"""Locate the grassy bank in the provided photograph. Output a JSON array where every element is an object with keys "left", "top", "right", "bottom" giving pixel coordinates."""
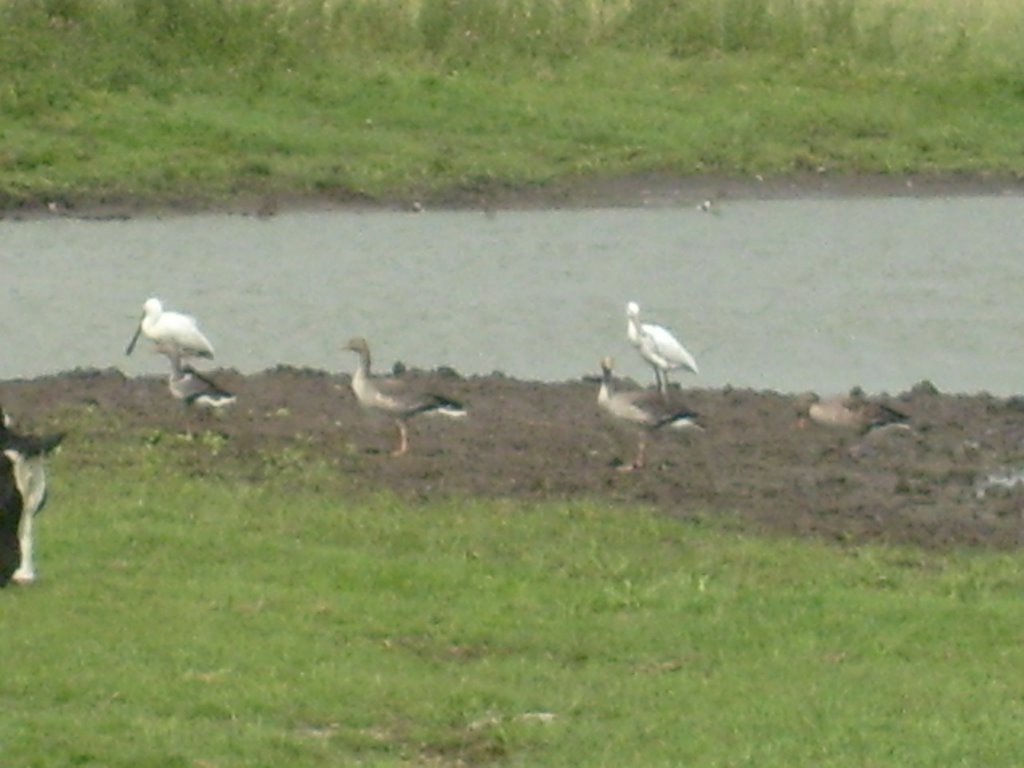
[
  {"left": 3, "top": 414, "right": 1024, "bottom": 766},
  {"left": 2, "top": 0, "right": 1024, "bottom": 209}
]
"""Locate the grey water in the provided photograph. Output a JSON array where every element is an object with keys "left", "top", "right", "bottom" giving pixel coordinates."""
[{"left": 2, "top": 195, "right": 1023, "bottom": 395}]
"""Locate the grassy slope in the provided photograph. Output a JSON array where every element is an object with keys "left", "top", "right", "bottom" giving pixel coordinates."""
[
  {"left": 3, "top": 416, "right": 1024, "bottom": 766},
  {"left": 1, "top": 0, "right": 1024, "bottom": 208}
]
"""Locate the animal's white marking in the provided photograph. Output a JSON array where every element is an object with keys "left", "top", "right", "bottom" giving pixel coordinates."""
[{"left": 5, "top": 450, "right": 47, "bottom": 585}]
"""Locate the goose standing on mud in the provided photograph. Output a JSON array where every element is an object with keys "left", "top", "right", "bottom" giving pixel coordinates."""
[
  {"left": 0, "top": 407, "right": 64, "bottom": 587},
  {"left": 344, "top": 337, "right": 467, "bottom": 457},
  {"left": 125, "top": 297, "right": 216, "bottom": 360},
  {"left": 626, "top": 301, "right": 699, "bottom": 394},
  {"left": 166, "top": 352, "right": 236, "bottom": 434},
  {"left": 597, "top": 356, "right": 703, "bottom": 471},
  {"left": 796, "top": 392, "right": 910, "bottom": 434}
]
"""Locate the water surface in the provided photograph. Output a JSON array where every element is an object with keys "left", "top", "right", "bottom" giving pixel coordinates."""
[{"left": 2, "top": 195, "right": 1022, "bottom": 395}]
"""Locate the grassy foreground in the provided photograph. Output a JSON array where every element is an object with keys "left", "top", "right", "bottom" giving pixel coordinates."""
[
  {"left": 2, "top": 0, "right": 1024, "bottom": 208},
  {"left": 3, "top": 419, "right": 1024, "bottom": 767}
]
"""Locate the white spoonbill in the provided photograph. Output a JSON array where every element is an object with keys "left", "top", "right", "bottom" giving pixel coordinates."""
[
  {"left": 626, "top": 301, "right": 698, "bottom": 394},
  {"left": 344, "top": 337, "right": 467, "bottom": 457},
  {"left": 125, "top": 297, "right": 215, "bottom": 360},
  {"left": 596, "top": 356, "right": 703, "bottom": 471}
]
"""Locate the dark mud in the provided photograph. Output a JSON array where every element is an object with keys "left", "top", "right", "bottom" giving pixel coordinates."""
[
  {"left": 5, "top": 171, "right": 1024, "bottom": 220},
  {"left": 4, "top": 366, "right": 1024, "bottom": 550}
]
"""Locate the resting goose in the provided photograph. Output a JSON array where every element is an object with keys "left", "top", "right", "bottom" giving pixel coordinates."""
[
  {"left": 597, "top": 356, "right": 703, "bottom": 471},
  {"left": 344, "top": 337, "right": 467, "bottom": 456},
  {"left": 797, "top": 392, "right": 910, "bottom": 433},
  {"left": 0, "top": 407, "right": 64, "bottom": 586},
  {"left": 626, "top": 301, "right": 699, "bottom": 394},
  {"left": 126, "top": 297, "right": 216, "bottom": 360}
]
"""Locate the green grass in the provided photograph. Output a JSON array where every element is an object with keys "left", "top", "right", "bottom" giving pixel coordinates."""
[
  {"left": 4, "top": 418, "right": 1024, "bottom": 766},
  {"left": 2, "top": 0, "right": 1024, "bottom": 208}
]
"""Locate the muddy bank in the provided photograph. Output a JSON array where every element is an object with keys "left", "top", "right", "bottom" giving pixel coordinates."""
[
  {"left": 5, "top": 171, "right": 1024, "bottom": 220},
  {"left": 3, "top": 367, "right": 1024, "bottom": 550}
]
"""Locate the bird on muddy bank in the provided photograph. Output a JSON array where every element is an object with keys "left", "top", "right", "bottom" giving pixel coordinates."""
[
  {"left": 0, "top": 406, "right": 64, "bottom": 587},
  {"left": 125, "top": 297, "right": 216, "bottom": 360},
  {"left": 343, "top": 337, "right": 467, "bottom": 457},
  {"left": 165, "top": 352, "right": 236, "bottom": 436},
  {"left": 626, "top": 301, "right": 699, "bottom": 395},
  {"left": 796, "top": 391, "right": 910, "bottom": 434},
  {"left": 596, "top": 356, "right": 703, "bottom": 471},
  {"left": 167, "top": 353, "right": 236, "bottom": 411}
]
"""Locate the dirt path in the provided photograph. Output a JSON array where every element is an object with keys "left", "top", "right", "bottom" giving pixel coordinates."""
[{"left": 4, "top": 366, "right": 1024, "bottom": 549}]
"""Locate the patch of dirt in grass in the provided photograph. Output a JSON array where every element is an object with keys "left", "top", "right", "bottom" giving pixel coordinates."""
[{"left": 4, "top": 365, "right": 1024, "bottom": 550}]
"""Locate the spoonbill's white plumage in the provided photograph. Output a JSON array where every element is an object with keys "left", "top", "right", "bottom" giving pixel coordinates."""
[
  {"left": 125, "top": 298, "right": 215, "bottom": 360},
  {"left": 596, "top": 356, "right": 702, "bottom": 471},
  {"left": 626, "top": 301, "right": 698, "bottom": 394},
  {"left": 344, "top": 337, "right": 466, "bottom": 457}
]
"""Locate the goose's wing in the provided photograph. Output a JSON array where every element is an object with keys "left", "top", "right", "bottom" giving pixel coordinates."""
[
  {"left": 181, "top": 364, "right": 228, "bottom": 393},
  {"left": 861, "top": 401, "right": 910, "bottom": 430},
  {"left": 603, "top": 389, "right": 693, "bottom": 429},
  {"left": 179, "top": 365, "right": 236, "bottom": 407},
  {"left": 630, "top": 390, "right": 702, "bottom": 430},
  {"left": 373, "top": 377, "right": 465, "bottom": 418},
  {"left": 366, "top": 375, "right": 415, "bottom": 412},
  {"left": 416, "top": 393, "right": 467, "bottom": 418}
]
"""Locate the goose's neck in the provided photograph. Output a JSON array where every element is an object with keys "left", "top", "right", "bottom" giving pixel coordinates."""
[
  {"left": 352, "top": 348, "right": 372, "bottom": 386},
  {"left": 598, "top": 368, "right": 613, "bottom": 405}
]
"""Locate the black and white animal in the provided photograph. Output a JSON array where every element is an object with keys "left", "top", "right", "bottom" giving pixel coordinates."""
[
  {"left": 626, "top": 301, "right": 699, "bottom": 394},
  {"left": 125, "top": 297, "right": 216, "bottom": 360},
  {"left": 596, "top": 356, "right": 703, "bottom": 471},
  {"left": 0, "top": 407, "right": 64, "bottom": 587},
  {"left": 344, "top": 337, "right": 467, "bottom": 456}
]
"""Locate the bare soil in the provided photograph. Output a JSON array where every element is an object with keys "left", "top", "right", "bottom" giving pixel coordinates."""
[
  {"left": 4, "top": 365, "right": 1024, "bottom": 550},
  {"left": 5, "top": 170, "right": 1024, "bottom": 220}
]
